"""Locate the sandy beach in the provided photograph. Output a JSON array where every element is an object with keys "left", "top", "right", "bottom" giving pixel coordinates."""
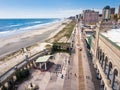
[
  {"left": 0, "top": 19, "right": 71, "bottom": 57},
  {"left": 0, "top": 19, "right": 71, "bottom": 76}
]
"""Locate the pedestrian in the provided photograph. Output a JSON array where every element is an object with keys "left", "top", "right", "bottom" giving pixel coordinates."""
[
  {"left": 61, "top": 74, "right": 64, "bottom": 79},
  {"left": 75, "top": 73, "right": 77, "bottom": 77},
  {"left": 30, "top": 83, "right": 33, "bottom": 87}
]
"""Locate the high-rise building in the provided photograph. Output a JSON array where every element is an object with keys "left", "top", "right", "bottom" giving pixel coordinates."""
[
  {"left": 110, "top": 8, "right": 115, "bottom": 15},
  {"left": 110, "top": 8, "right": 115, "bottom": 20},
  {"left": 83, "top": 10, "right": 99, "bottom": 25},
  {"left": 118, "top": 5, "right": 120, "bottom": 18},
  {"left": 75, "top": 14, "right": 79, "bottom": 22},
  {"left": 102, "top": 6, "right": 111, "bottom": 20},
  {"left": 118, "top": 5, "right": 120, "bottom": 14}
]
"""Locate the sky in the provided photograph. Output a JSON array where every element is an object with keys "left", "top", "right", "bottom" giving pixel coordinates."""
[{"left": 0, "top": 0, "right": 119, "bottom": 18}]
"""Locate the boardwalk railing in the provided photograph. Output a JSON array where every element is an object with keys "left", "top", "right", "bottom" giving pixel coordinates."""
[{"left": 0, "top": 49, "right": 50, "bottom": 85}]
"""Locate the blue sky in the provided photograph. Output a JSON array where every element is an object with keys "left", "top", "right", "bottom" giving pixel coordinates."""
[{"left": 0, "top": 0, "right": 119, "bottom": 18}]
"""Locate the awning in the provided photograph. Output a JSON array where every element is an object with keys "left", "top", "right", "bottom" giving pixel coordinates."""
[{"left": 35, "top": 55, "right": 52, "bottom": 63}]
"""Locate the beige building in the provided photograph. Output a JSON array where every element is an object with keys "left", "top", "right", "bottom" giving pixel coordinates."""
[
  {"left": 83, "top": 10, "right": 99, "bottom": 25},
  {"left": 90, "top": 22, "right": 120, "bottom": 90},
  {"left": 118, "top": 5, "right": 120, "bottom": 19}
]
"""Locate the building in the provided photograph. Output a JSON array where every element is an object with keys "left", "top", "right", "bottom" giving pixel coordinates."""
[
  {"left": 75, "top": 14, "right": 83, "bottom": 22},
  {"left": 89, "top": 22, "right": 120, "bottom": 90},
  {"left": 98, "top": 14, "right": 103, "bottom": 21},
  {"left": 79, "top": 14, "right": 83, "bottom": 20},
  {"left": 75, "top": 14, "right": 79, "bottom": 19},
  {"left": 110, "top": 8, "right": 115, "bottom": 15},
  {"left": 83, "top": 10, "right": 99, "bottom": 25},
  {"left": 102, "top": 6, "right": 115, "bottom": 20},
  {"left": 75, "top": 14, "right": 79, "bottom": 22},
  {"left": 110, "top": 8, "right": 115, "bottom": 20},
  {"left": 118, "top": 5, "right": 120, "bottom": 14},
  {"left": 102, "top": 6, "right": 111, "bottom": 20},
  {"left": 118, "top": 5, "right": 120, "bottom": 18}
]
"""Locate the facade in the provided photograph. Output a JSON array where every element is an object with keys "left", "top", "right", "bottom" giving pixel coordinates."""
[
  {"left": 119, "top": 5, "right": 120, "bottom": 14},
  {"left": 110, "top": 8, "right": 115, "bottom": 20},
  {"left": 75, "top": 14, "right": 83, "bottom": 22},
  {"left": 102, "top": 6, "right": 111, "bottom": 20},
  {"left": 75, "top": 14, "right": 79, "bottom": 19},
  {"left": 83, "top": 10, "right": 99, "bottom": 25},
  {"left": 118, "top": 5, "right": 120, "bottom": 18},
  {"left": 79, "top": 14, "right": 83, "bottom": 21},
  {"left": 90, "top": 23, "right": 120, "bottom": 90},
  {"left": 75, "top": 14, "right": 79, "bottom": 22},
  {"left": 110, "top": 8, "right": 115, "bottom": 15}
]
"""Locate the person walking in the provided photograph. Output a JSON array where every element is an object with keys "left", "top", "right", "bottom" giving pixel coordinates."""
[
  {"left": 75, "top": 73, "right": 77, "bottom": 78},
  {"left": 61, "top": 74, "right": 64, "bottom": 79}
]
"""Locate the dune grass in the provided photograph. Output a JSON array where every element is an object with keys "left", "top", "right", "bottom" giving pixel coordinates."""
[{"left": 46, "top": 20, "right": 76, "bottom": 43}]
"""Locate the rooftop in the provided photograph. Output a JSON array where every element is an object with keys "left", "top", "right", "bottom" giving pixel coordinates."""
[
  {"left": 83, "top": 9, "right": 99, "bottom": 13},
  {"left": 101, "top": 29, "right": 120, "bottom": 47},
  {"left": 36, "top": 55, "right": 52, "bottom": 63},
  {"left": 103, "top": 5, "right": 110, "bottom": 9}
]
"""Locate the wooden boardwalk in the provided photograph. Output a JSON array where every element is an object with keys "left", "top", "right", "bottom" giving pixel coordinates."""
[
  {"left": 78, "top": 51, "right": 86, "bottom": 90},
  {"left": 77, "top": 23, "right": 86, "bottom": 90}
]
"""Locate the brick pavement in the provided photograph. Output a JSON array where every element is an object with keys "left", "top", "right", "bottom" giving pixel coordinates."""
[
  {"left": 18, "top": 53, "right": 73, "bottom": 90},
  {"left": 76, "top": 25, "right": 86, "bottom": 90}
]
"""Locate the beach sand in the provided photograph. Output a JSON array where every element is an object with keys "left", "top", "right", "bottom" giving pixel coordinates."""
[
  {"left": 0, "top": 19, "right": 71, "bottom": 76},
  {"left": 0, "top": 19, "right": 71, "bottom": 57}
]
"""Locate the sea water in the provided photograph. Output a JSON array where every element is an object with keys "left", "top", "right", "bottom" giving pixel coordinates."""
[{"left": 0, "top": 18, "right": 60, "bottom": 38}]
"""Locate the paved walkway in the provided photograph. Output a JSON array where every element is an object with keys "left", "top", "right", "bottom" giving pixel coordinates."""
[
  {"left": 78, "top": 22, "right": 100, "bottom": 90},
  {"left": 76, "top": 24, "right": 86, "bottom": 90},
  {"left": 17, "top": 53, "right": 78, "bottom": 90},
  {"left": 80, "top": 27, "right": 95, "bottom": 90},
  {"left": 81, "top": 30, "right": 101, "bottom": 90}
]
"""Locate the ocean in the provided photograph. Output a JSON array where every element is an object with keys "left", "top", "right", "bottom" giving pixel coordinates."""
[{"left": 0, "top": 18, "right": 60, "bottom": 38}]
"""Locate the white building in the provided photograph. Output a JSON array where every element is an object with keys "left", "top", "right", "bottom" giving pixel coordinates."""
[{"left": 102, "top": 6, "right": 111, "bottom": 20}]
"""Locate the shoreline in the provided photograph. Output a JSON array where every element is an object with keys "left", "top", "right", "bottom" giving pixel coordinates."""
[
  {"left": 0, "top": 19, "right": 61, "bottom": 47},
  {"left": 0, "top": 18, "right": 61, "bottom": 38},
  {"left": 0, "top": 19, "right": 70, "bottom": 57}
]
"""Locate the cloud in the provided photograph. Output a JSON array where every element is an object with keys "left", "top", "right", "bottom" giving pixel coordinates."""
[
  {"left": 0, "top": 8, "right": 102, "bottom": 18},
  {"left": 54, "top": 8, "right": 102, "bottom": 17},
  {"left": 58, "top": 9, "right": 83, "bottom": 17}
]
